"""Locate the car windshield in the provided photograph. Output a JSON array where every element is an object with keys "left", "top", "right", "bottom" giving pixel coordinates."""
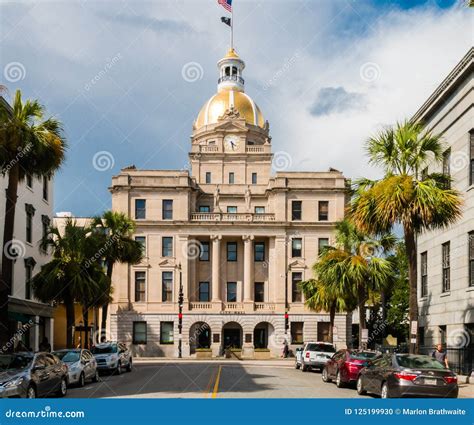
[
  {"left": 306, "top": 344, "right": 335, "bottom": 353},
  {"left": 0, "top": 354, "right": 33, "bottom": 371},
  {"left": 53, "top": 351, "right": 80, "bottom": 363},
  {"left": 91, "top": 345, "right": 117, "bottom": 354},
  {"left": 350, "top": 351, "right": 378, "bottom": 360},
  {"left": 396, "top": 355, "right": 447, "bottom": 370}
]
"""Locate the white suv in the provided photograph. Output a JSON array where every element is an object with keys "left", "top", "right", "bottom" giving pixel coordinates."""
[
  {"left": 295, "top": 342, "right": 336, "bottom": 372},
  {"left": 91, "top": 342, "right": 132, "bottom": 374}
]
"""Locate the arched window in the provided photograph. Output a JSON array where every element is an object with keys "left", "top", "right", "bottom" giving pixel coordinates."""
[
  {"left": 232, "top": 66, "right": 237, "bottom": 76},
  {"left": 225, "top": 67, "right": 230, "bottom": 76}
]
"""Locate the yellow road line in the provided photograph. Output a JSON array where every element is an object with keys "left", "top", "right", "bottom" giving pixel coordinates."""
[
  {"left": 203, "top": 368, "right": 217, "bottom": 396},
  {"left": 211, "top": 365, "right": 222, "bottom": 398}
]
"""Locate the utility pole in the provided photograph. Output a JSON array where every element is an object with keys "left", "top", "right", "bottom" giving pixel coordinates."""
[{"left": 178, "top": 263, "right": 183, "bottom": 359}]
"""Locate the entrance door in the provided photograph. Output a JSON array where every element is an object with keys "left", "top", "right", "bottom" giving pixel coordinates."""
[
  {"left": 197, "top": 327, "right": 211, "bottom": 348},
  {"left": 223, "top": 329, "right": 241, "bottom": 349},
  {"left": 254, "top": 328, "right": 267, "bottom": 349}
]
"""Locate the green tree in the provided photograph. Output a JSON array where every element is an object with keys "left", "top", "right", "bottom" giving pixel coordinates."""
[
  {"left": 91, "top": 211, "right": 143, "bottom": 339},
  {"left": 0, "top": 90, "right": 66, "bottom": 347},
  {"left": 32, "top": 220, "right": 108, "bottom": 348},
  {"left": 351, "top": 120, "right": 462, "bottom": 352}
]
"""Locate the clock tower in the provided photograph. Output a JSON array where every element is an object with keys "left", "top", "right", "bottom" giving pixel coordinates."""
[{"left": 189, "top": 48, "right": 272, "bottom": 187}]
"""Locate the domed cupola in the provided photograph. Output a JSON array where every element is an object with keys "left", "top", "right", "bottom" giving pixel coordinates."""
[{"left": 217, "top": 48, "right": 245, "bottom": 92}]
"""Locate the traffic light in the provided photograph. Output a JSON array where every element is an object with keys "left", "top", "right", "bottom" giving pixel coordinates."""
[
  {"left": 178, "top": 292, "right": 184, "bottom": 307},
  {"left": 284, "top": 313, "right": 289, "bottom": 331}
]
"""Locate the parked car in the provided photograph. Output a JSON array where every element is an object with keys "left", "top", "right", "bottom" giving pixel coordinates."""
[
  {"left": 295, "top": 342, "right": 336, "bottom": 372},
  {"left": 0, "top": 352, "right": 68, "bottom": 398},
  {"left": 91, "top": 342, "right": 132, "bottom": 374},
  {"left": 53, "top": 349, "right": 99, "bottom": 387},
  {"left": 322, "top": 349, "right": 379, "bottom": 387},
  {"left": 357, "top": 353, "right": 459, "bottom": 398}
]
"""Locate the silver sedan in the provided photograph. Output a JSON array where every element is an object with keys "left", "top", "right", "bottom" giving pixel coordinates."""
[{"left": 53, "top": 349, "right": 99, "bottom": 387}]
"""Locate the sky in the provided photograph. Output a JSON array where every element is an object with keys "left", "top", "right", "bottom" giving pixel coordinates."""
[{"left": 0, "top": 0, "right": 472, "bottom": 217}]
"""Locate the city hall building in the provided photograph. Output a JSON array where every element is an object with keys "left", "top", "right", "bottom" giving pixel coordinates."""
[{"left": 109, "top": 48, "right": 350, "bottom": 358}]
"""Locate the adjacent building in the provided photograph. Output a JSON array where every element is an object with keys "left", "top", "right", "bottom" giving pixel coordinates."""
[
  {"left": 414, "top": 48, "right": 474, "bottom": 350},
  {"left": 108, "top": 48, "right": 350, "bottom": 358},
  {"left": 0, "top": 96, "right": 55, "bottom": 351}
]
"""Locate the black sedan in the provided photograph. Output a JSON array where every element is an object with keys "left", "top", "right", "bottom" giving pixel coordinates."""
[
  {"left": 0, "top": 352, "right": 68, "bottom": 398},
  {"left": 357, "top": 353, "right": 458, "bottom": 398}
]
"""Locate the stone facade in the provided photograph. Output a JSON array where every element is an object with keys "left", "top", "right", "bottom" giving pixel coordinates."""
[
  {"left": 414, "top": 48, "right": 474, "bottom": 348},
  {"left": 108, "top": 48, "right": 350, "bottom": 357}
]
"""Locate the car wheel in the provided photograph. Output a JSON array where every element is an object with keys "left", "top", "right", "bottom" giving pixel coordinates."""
[
  {"left": 78, "top": 372, "right": 85, "bottom": 387},
  {"left": 295, "top": 361, "right": 300, "bottom": 370},
  {"left": 356, "top": 376, "right": 366, "bottom": 395},
  {"left": 301, "top": 362, "right": 307, "bottom": 372},
  {"left": 92, "top": 370, "right": 100, "bottom": 383},
  {"left": 336, "top": 370, "right": 345, "bottom": 388},
  {"left": 26, "top": 385, "right": 36, "bottom": 399},
  {"left": 115, "top": 361, "right": 122, "bottom": 375},
  {"left": 322, "top": 367, "right": 331, "bottom": 383},
  {"left": 57, "top": 378, "right": 67, "bottom": 397},
  {"left": 126, "top": 359, "right": 132, "bottom": 372},
  {"left": 381, "top": 382, "right": 391, "bottom": 399}
]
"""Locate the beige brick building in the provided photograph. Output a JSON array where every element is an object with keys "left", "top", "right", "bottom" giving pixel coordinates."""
[{"left": 109, "top": 48, "right": 350, "bottom": 358}]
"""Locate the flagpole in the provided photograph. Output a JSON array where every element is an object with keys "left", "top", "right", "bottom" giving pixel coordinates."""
[{"left": 230, "top": 6, "right": 234, "bottom": 49}]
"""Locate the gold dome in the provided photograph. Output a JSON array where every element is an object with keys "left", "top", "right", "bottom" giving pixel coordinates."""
[{"left": 195, "top": 90, "right": 265, "bottom": 129}]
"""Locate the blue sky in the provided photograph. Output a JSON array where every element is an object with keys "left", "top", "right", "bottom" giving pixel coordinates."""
[{"left": 0, "top": 0, "right": 471, "bottom": 217}]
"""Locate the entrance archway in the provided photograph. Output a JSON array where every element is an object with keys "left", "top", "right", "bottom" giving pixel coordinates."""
[
  {"left": 222, "top": 322, "right": 243, "bottom": 349},
  {"left": 189, "top": 322, "right": 211, "bottom": 354},
  {"left": 254, "top": 322, "right": 275, "bottom": 349}
]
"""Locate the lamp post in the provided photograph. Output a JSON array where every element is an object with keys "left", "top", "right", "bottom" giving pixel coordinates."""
[{"left": 178, "top": 263, "right": 183, "bottom": 359}]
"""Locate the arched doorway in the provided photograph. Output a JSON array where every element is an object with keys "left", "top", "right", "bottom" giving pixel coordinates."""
[
  {"left": 189, "top": 322, "right": 211, "bottom": 354},
  {"left": 254, "top": 322, "right": 275, "bottom": 349},
  {"left": 222, "top": 322, "right": 243, "bottom": 349}
]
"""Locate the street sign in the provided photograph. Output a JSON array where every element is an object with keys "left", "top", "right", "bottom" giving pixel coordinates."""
[
  {"left": 411, "top": 321, "right": 418, "bottom": 335},
  {"left": 410, "top": 338, "right": 417, "bottom": 344},
  {"left": 361, "top": 329, "right": 368, "bottom": 342}
]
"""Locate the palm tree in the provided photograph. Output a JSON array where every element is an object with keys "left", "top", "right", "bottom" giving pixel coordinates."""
[
  {"left": 32, "top": 220, "right": 108, "bottom": 348},
  {"left": 351, "top": 120, "right": 462, "bottom": 352},
  {"left": 90, "top": 211, "right": 143, "bottom": 339},
  {"left": 300, "top": 279, "right": 356, "bottom": 343},
  {"left": 0, "top": 90, "right": 66, "bottom": 347},
  {"left": 312, "top": 220, "right": 396, "bottom": 348}
]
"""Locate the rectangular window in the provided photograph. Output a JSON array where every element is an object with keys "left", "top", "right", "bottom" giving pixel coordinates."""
[
  {"left": 26, "top": 174, "right": 33, "bottom": 188},
  {"left": 470, "top": 131, "right": 474, "bottom": 186},
  {"left": 26, "top": 212, "right": 33, "bottom": 244},
  {"left": 318, "top": 238, "right": 329, "bottom": 255},
  {"left": 162, "top": 200, "right": 173, "bottom": 220},
  {"left": 133, "top": 321, "right": 147, "bottom": 344},
  {"left": 227, "top": 242, "right": 237, "bottom": 261},
  {"left": 227, "top": 206, "right": 237, "bottom": 214},
  {"left": 292, "top": 238, "right": 302, "bottom": 257},
  {"left": 254, "top": 282, "right": 264, "bottom": 302},
  {"left": 254, "top": 242, "right": 265, "bottom": 262},
  {"left": 205, "top": 172, "right": 211, "bottom": 184},
  {"left": 25, "top": 264, "right": 32, "bottom": 300},
  {"left": 42, "top": 176, "right": 48, "bottom": 201},
  {"left": 199, "top": 282, "right": 210, "bottom": 302},
  {"left": 442, "top": 242, "right": 450, "bottom": 293},
  {"left": 419, "top": 326, "right": 425, "bottom": 346},
  {"left": 421, "top": 251, "right": 428, "bottom": 297},
  {"left": 469, "top": 232, "right": 474, "bottom": 287},
  {"left": 135, "top": 199, "right": 146, "bottom": 219},
  {"left": 160, "top": 322, "right": 174, "bottom": 344},
  {"left": 226, "top": 282, "right": 237, "bottom": 302},
  {"left": 254, "top": 206, "right": 265, "bottom": 214},
  {"left": 199, "top": 205, "right": 210, "bottom": 213},
  {"left": 229, "top": 172, "right": 235, "bottom": 184},
  {"left": 252, "top": 173, "right": 257, "bottom": 184},
  {"left": 135, "top": 236, "right": 146, "bottom": 255},
  {"left": 318, "top": 201, "right": 329, "bottom": 221},
  {"left": 199, "top": 241, "right": 209, "bottom": 261},
  {"left": 134, "top": 271, "right": 146, "bottom": 302},
  {"left": 292, "top": 272, "right": 303, "bottom": 302},
  {"left": 291, "top": 201, "right": 302, "bottom": 221},
  {"left": 162, "top": 237, "right": 173, "bottom": 257},
  {"left": 291, "top": 322, "right": 304, "bottom": 344},
  {"left": 162, "top": 271, "right": 173, "bottom": 302}
]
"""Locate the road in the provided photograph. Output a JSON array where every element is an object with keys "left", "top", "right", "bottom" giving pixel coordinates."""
[{"left": 65, "top": 360, "right": 474, "bottom": 399}]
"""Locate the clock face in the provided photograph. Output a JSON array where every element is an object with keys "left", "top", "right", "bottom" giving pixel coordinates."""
[{"left": 224, "top": 135, "right": 240, "bottom": 152}]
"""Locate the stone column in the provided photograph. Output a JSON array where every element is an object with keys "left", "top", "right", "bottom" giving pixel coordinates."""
[
  {"left": 211, "top": 235, "right": 222, "bottom": 304},
  {"left": 243, "top": 235, "right": 254, "bottom": 310},
  {"left": 46, "top": 318, "right": 54, "bottom": 351}
]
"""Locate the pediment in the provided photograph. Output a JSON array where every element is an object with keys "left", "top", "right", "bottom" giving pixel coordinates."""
[
  {"left": 214, "top": 119, "right": 248, "bottom": 132},
  {"left": 288, "top": 259, "right": 307, "bottom": 269},
  {"left": 158, "top": 258, "right": 177, "bottom": 267}
]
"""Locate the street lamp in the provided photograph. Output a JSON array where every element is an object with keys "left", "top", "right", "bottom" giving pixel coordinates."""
[{"left": 178, "top": 263, "right": 183, "bottom": 359}]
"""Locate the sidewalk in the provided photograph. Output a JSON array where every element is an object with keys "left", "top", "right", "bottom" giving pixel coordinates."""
[{"left": 133, "top": 357, "right": 295, "bottom": 367}]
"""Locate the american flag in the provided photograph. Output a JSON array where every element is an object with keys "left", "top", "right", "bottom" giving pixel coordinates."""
[{"left": 218, "top": 0, "right": 232, "bottom": 13}]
